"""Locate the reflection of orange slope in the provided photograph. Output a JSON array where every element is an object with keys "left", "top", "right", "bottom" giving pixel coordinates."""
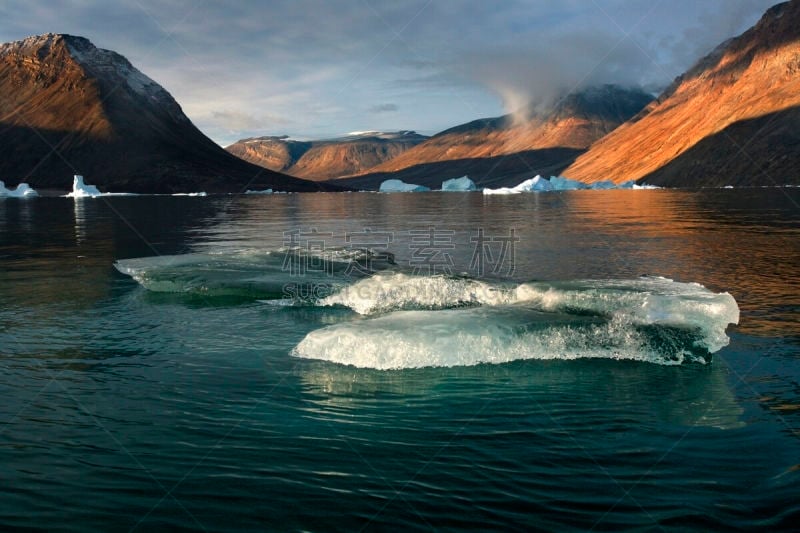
[{"left": 564, "top": 1, "right": 800, "bottom": 186}]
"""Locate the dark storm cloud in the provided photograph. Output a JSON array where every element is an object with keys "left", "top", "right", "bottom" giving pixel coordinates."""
[{"left": 0, "top": 0, "right": 777, "bottom": 142}]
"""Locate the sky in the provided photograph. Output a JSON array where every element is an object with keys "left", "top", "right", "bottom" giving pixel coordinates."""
[{"left": 0, "top": 0, "right": 777, "bottom": 146}]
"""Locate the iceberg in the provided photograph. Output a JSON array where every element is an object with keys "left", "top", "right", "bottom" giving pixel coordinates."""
[
  {"left": 549, "top": 176, "right": 587, "bottom": 190},
  {"left": 172, "top": 192, "right": 207, "bottom": 196},
  {"left": 245, "top": 189, "right": 273, "bottom": 195},
  {"left": 66, "top": 175, "right": 102, "bottom": 198},
  {"left": 379, "top": 179, "right": 430, "bottom": 192},
  {"left": 65, "top": 175, "right": 140, "bottom": 197},
  {"left": 483, "top": 175, "right": 663, "bottom": 195},
  {"left": 440, "top": 176, "right": 477, "bottom": 191},
  {"left": 295, "top": 275, "right": 741, "bottom": 369},
  {"left": 483, "top": 175, "right": 552, "bottom": 195},
  {"left": 0, "top": 180, "right": 38, "bottom": 198}
]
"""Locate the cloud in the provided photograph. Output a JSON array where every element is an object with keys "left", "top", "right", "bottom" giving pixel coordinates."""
[
  {"left": 369, "top": 103, "right": 398, "bottom": 114},
  {"left": 209, "top": 110, "right": 289, "bottom": 131},
  {"left": 448, "top": 0, "right": 775, "bottom": 117},
  {"left": 0, "top": 0, "right": 778, "bottom": 141}
]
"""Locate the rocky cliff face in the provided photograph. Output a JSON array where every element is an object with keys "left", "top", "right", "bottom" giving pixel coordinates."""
[
  {"left": 335, "top": 85, "right": 652, "bottom": 189},
  {"left": 563, "top": 0, "right": 800, "bottom": 187},
  {"left": 0, "top": 34, "right": 340, "bottom": 192},
  {"left": 226, "top": 131, "right": 427, "bottom": 181}
]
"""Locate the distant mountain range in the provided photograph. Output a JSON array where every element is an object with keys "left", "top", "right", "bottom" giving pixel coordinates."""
[
  {"left": 0, "top": 34, "right": 340, "bottom": 192},
  {"left": 225, "top": 131, "right": 428, "bottom": 181},
  {"left": 563, "top": 0, "right": 800, "bottom": 187},
  {"left": 1, "top": 0, "right": 798, "bottom": 193},
  {"left": 334, "top": 85, "right": 654, "bottom": 190}
]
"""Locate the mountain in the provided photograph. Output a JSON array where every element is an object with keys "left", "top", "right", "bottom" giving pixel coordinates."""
[
  {"left": 563, "top": 1, "right": 800, "bottom": 187},
  {"left": 0, "top": 34, "right": 342, "bottom": 193},
  {"left": 335, "top": 85, "right": 653, "bottom": 190},
  {"left": 225, "top": 131, "right": 428, "bottom": 181}
]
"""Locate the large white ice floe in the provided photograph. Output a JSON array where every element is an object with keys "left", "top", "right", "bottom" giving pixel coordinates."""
[
  {"left": 440, "top": 176, "right": 478, "bottom": 191},
  {"left": 295, "top": 274, "right": 740, "bottom": 369},
  {"left": 379, "top": 179, "right": 430, "bottom": 192},
  {"left": 114, "top": 249, "right": 739, "bottom": 370},
  {"left": 0, "top": 181, "right": 38, "bottom": 197}
]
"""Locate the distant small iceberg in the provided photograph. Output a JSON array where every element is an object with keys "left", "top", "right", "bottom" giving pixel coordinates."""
[
  {"left": 483, "top": 175, "right": 553, "bottom": 195},
  {"left": 0, "top": 180, "right": 38, "bottom": 198},
  {"left": 67, "top": 175, "right": 102, "bottom": 197},
  {"left": 589, "top": 180, "right": 616, "bottom": 190},
  {"left": 483, "top": 175, "right": 660, "bottom": 195},
  {"left": 379, "top": 179, "right": 430, "bottom": 192},
  {"left": 172, "top": 192, "right": 208, "bottom": 197},
  {"left": 66, "top": 175, "right": 138, "bottom": 198},
  {"left": 245, "top": 189, "right": 273, "bottom": 195},
  {"left": 440, "top": 176, "right": 477, "bottom": 192}
]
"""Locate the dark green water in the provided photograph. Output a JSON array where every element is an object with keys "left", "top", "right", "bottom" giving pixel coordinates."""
[{"left": 1, "top": 189, "right": 799, "bottom": 530}]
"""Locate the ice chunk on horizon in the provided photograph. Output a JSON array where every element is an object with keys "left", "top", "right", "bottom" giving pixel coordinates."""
[
  {"left": 549, "top": 176, "right": 587, "bottom": 190},
  {"left": 245, "top": 189, "right": 274, "bottom": 195},
  {"left": 66, "top": 175, "right": 102, "bottom": 198},
  {"left": 172, "top": 192, "right": 207, "bottom": 196},
  {"left": 589, "top": 181, "right": 617, "bottom": 190},
  {"left": 483, "top": 175, "right": 552, "bottom": 195},
  {"left": 0, "top": 180, "right": 38, "bottom": 198},
  {"left": 379, "top": 179, "right": 430, "bottom": 192},
  {"left": 65, "top": 175, "right": 139, "bottom": 197},
  {"left": 440, "top": 176, "right": 478, "bottom": 191}
]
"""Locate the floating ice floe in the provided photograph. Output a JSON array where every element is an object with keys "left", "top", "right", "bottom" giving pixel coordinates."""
[
  {"left": 65, "top": 175, "right": 139, "bottom": 198},
  {"left": 172, "top": 192, "right": 208, "bottom": 197},
  {"left": 245, "top": 189, "right": 274, "bottom": 195},
  {"left": 483, "top": 175, "right": 553, "bottom": 195},
  {"left": 548, "top": 176, "right": 587, "bottom": 190},
  {"left": 114, "top": 249, "right": 740, "bottom": 369},
  {"left": 379, "top": 179, "right": 430, "bottom": 192},
  {"left": 440, "top": 176, "right": 478, "bottom": 191},
  {"left": 66, "top": 175, "right": 102, "bottom": 197},
  {"left": 0, "top": 180, "right": 38, "bottom": 198},
  {"left": 483, "top": 175, "right": 660, "bottom": 194},
  {"left": 294, "top": 274, "right": 740, "bottom": 369}
]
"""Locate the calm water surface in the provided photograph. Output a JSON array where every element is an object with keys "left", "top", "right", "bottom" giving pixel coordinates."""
[{"left": 1, "top": 189, "right": 799, "bottom": 530}]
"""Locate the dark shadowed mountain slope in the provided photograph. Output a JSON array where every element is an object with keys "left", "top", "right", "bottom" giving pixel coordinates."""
[{"left": 0, "top": 34, "right": 343, "bottom": 193}]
